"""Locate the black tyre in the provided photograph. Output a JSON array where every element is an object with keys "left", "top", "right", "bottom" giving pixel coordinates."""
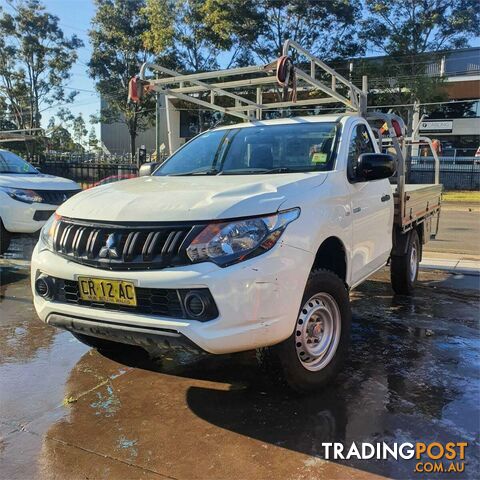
[
  {"left": 0, "top": 219, "right": 11, "bottom": 255},
  {"left": 273, "top": 269, "right": 351, "bottom": 393},
  {"left": 391, "top": 229, "right": 420, "bottom": 295},
  {"left": 71, "top": 332, "right": 126, "bottom": 353}
]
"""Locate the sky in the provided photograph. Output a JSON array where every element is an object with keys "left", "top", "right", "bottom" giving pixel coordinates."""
[
  {"left": 2, "top": 0, "right": 99, "bottom": 134},
  {"left": 2, "top": 0, "right": 480, "bottom": 139}
]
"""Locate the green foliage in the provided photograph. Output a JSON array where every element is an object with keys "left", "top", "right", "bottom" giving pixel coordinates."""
[
  {"left": 360, "top": 0, "right": 480, "bottom": 112},
  {"left": 199, "top": 0, "right": 261, "bottom": 66},
  {"left": 363, "top": 0, "right": 479, "bottom": 56},
  {"left": 72, "top": 114, "right": 88, "bottom": 150},
  {"left": 142, "top": 0, "right": 226, "bottom": 71},
  {"left": 141, "top": 0, "right": 175, "bottom": 54},
  {"left": 0, "top": 0, "right": 83, "bottom": 133},
  {"left": 89, "top": 0, "right": 155, "bottom": 156},
  {"left": 46, "top": 120, "right": 76, "bottom": 151},
  {"left": 248, "top": 0, "right": 363, "bottom": 63},
  {"left": 142, "top": 0, "right": 363, "bottom": 69},
  {"left": 88, "top": 126, "right": 100, "bottom": 151}
]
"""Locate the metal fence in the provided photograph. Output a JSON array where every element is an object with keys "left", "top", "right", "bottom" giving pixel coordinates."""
[
  {"left": 28, "top": 152, "right": 158, "bottom": 164},
  {"left": 29, "top": 154, "right": 480, "bottom": 191},
  {"left": 408, "top": 157, "right": 480, "bottom": 190},
  {"left": 32, "top": 159, "right": 139, "bottom": 189}
]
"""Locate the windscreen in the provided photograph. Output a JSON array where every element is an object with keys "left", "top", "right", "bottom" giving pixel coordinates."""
[
  {"left": 0, "top": 151, "right": 38, "bottom": 174},
  {"left": 155, "top": 122, "right": 339, "bottom": 176}
]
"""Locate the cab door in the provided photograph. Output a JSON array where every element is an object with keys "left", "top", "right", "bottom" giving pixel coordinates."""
[{"left": 347, "top": 122, "right": 393, "bottom": 286}]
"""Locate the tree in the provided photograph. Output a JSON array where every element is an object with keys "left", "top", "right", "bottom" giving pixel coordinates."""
[
  {"left": 89, "top": 0, "right": 155, "bottom": 157},
  {"left": 200, "top": 0, "right": 262, "bottom": 67},
  {"left": 201, "top": 0, "right": 363, "bottom": 65},
  {"left": 143, "top": 1, "right": 363, "bottom": 69},
  {"left": 363, "top": 0, "right": 479, "bottom": 56},
  {"left": 88, "top": 126, "right": 100, "bottom": 151},
  {"left": 142, "top": 1, "right": 362, "bottom": 129},
  {"left": 360, "top": 0, "right": 480, "bottom": 123},
  {"left": 72, "top": 114, "right": 88, "bottom": 150},
  {"left": 0, "top": 0, "right": 83, "bottom": 133},
  {"left": 46, "top": 116, "right": 76, "bottom": 151},
  {"left": 142, "top": 0, "right": 257, "bottom": 134},
  {"left": 142, "top": 0, "right": 227, "bottom": 72}
]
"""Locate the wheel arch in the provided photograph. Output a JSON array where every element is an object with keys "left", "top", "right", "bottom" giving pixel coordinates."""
[{"left": 311, "top": 236, "right": 348, "bottom": 285}]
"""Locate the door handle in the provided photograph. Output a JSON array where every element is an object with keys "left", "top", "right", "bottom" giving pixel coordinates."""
[{"left": 381, "top": 194, "right": 391, "bottom": 202}]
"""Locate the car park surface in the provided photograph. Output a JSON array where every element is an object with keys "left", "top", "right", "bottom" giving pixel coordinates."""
[{"left": 1, "top": 238, "right": 479, "bottom": 480}]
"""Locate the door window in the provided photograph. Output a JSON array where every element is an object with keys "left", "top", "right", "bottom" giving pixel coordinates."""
[{"left": 347, "top": 124, "right": 375, "bottom": 181}]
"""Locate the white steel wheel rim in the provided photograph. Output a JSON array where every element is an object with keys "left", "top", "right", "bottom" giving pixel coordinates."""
[
  {"left": 410, "top": 242, "right": 418, "bottom": 282},
  {"left": 295, "top": 292, "right": 341, "bottom": 372}
]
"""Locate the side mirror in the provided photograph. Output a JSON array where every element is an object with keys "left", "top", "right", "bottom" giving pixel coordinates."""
[
  {"left": 139, "top": 162, "right": 160, "bottom": 177},
  {"left": 355, "top": 153, "right": 396, "bottom": 182}
]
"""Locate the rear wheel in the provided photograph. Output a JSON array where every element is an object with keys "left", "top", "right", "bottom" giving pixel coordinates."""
[
  {"left": 273, "top": 269, "right": 351, "bottom": 393},
  {"left": 391, "top": 229, "right": 420, "bottom": 295},
  {"left": 0, "top": 220, "right": 11, "bottom": 255}
]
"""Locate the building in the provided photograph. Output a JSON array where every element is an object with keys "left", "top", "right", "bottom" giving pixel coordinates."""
[
  {"left": 99, "top": 96, "right": 168, "bottom": 156},
  {"left": 418, "top": 47, "right": 480, "bottom": 157}
]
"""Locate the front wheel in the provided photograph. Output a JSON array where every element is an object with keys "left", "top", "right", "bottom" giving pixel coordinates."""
[
  {"left": 0, "top": 219, "right": 11, "bottom": 255},
  {"left": 273, "top": 269, "right": 351, "bottom": 393}
]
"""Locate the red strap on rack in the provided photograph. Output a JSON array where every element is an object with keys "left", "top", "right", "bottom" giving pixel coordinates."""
[{"left": 264, "top": 55, "right": 297, "bottom": 102}]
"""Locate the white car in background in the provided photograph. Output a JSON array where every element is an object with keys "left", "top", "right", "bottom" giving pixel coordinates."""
[{"left": 0, "top": 149, "right": 81, "bottom": 255}]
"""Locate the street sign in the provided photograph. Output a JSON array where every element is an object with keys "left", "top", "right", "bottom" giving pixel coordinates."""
[{"left": 419, "top": 120, "right": 453, "bottom": 132}]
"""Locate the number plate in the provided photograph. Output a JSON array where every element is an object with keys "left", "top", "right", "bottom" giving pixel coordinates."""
[{"left": 77, "top": 277, "right": 137, "bottom": 306}]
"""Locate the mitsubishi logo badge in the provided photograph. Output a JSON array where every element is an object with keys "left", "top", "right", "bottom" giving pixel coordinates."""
[{"left": 99, "top": 233, "right": 120, "bottom": 259}]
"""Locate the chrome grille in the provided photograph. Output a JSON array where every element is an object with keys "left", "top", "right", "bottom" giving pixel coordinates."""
[{"left": 53, "top": 219, "right": 202, "bottom": 270}]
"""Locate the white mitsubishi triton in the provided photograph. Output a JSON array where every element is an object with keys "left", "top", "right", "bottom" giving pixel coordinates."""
[{"left": 31, "top": 115, "right": 433, "bottom": 391}]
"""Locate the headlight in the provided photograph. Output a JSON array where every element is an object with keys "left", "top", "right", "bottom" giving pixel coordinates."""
[
  {"left": 186, "top": 208, "right": 300, "bottom": 266},
  {"left": 0, "top": 186, "right": 43, "bottom": 204},
  {"left": 39, "top": 213, "right": 61, "bottom": 251}
]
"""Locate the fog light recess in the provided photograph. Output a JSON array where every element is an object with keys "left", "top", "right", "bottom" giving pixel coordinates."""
[
  {"left": 35, "top": 275, "right": 55, "bottom": 299},
  {"left": 184, "top": 291, "right": 208, "bottom": 318}
]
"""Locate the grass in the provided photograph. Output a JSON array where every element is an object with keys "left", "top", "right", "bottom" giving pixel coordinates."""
[{"left": 443, "top": 190, "right": 480, "bottom": 203}]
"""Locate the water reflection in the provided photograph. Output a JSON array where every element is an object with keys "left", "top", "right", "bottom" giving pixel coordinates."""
[
  {"left": 1, "top": 264, "right": 478, "bottom": 479},
  {"left": 0, "top": 267, "right": 56, "bottom": 364},
  {"left": 38, "top": 270, "right": 479, "bottom": 480}
]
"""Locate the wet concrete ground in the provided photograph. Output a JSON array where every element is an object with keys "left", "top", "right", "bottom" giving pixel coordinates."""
[{"left": 0, "top": 239, "right": 479, "bottom": 479}]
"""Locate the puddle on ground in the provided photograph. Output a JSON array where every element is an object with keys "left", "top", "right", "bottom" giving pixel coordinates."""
[{"left": 0, "top": 263, "right": 478, "bottom": 479}]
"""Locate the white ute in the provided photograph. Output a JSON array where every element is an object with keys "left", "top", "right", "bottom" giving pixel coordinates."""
[
  {"left": 0, "top": 149, "right": 80, "bottom": 255},
  {"left": 31, "top": 41, "right": 442, "bottom": 391}
]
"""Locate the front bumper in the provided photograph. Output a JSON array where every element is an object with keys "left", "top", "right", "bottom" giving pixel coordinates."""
[
  {"left": 31, "top": 242, "right": 314, "bottom": 354},
  {"left": 1, "top": 193, "right": 56, "bottom": 233},
  {"left": 46, "top": 313, "right": 206, "bottom": 354}
]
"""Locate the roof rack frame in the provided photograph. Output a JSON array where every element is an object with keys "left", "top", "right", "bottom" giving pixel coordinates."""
[{"left": 138, "top": 39, "right": 368, "bottom": 121}]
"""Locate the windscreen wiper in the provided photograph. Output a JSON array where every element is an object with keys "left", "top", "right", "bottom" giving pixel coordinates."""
[
  {"left": 167, "top": 168, "right": 220, "bottom": 176},
  {"left": 262, "top": 166, "right": 327, "bottom": 174},
  {"left": 260, "top": 167, "right": 302, "bottom": 173},
  {"left": 221, "top": 167, "right": 307, "bottom": 175}
]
